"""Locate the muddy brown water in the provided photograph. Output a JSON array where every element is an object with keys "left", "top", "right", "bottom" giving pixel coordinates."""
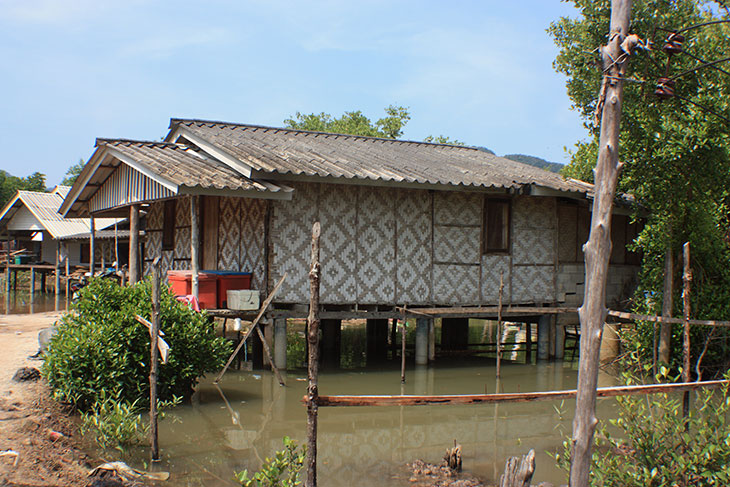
[
  {"left": 122, "top": 322, "right": 618, "bottom": 487},
  {"left": 1, "top": 290, "right": 66, "bottom": 314}
]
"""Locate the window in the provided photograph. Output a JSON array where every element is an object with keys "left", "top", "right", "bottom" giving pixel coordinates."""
[
  {"left": 162, "top": 200, "right": 176, "bottom": 251},
  {"left": 483, "top": 198, "right": 510, "bottom": 253}
]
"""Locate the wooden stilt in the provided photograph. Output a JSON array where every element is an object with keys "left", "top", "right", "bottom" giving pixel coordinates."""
[
  {"left": 190, "top": 196, "right": 200, "bottom": 299},
  {"left": 525, "top": 322, "right": 532, "bottom": 364},
  {"left": 89, "top": 215, "right": 96, "bottom": 276},
  {"left": 496, "top": 271, "right": 504, "bottom": 379},
  {"left": 54, "top": 242, "right": 60, "bottom": 311},
  {"left": 305, "top": 222, "right": 321, "bottom": 487},
  {"left": 65, "top": 254, "right": 70, "bottom": 309},
  {"left": 129, "top": 205, "right": 140, "bottom": 284},
  {"left": 401, "top": 313, "right": 407, "bottom": 384}
]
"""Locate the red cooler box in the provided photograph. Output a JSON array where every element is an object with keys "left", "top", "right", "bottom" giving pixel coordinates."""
[
  {"left": 167, "top": 270, "right": 218, "bottom": 309},
  {"left": 203, "top": 271, "right": 252, "bottom": 308}
]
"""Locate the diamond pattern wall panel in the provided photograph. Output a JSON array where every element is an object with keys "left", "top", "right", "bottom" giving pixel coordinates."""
[
  {"left": 481, "top": 255, "right": 511, "bottom": 303},
  {"left": 172, "top": 259, "right": 190, "bottom": 270},
  {"left": 145, "top": 232, "right": 162, "bottom": 261},
  {"left": 240, "top": 198, "right": 267, "bottom": 291},
  {"left": 513, "top": 228, "right": 553, "bottom": 265},
  {"left": 217, "top": 197, "right": 241, "bottom": 271},
  {"left": 558, "top": 204, "right": 578, "bottom": 263},
  {"left": 434, "top": 226, "right": 480, "bottom": 264},
  {"left": 270, "top": 182, "right": 319, "bottom": 303},
  {"left": 175, "top": 196, "right": 191, "bottom": 227},
  {"left": 512, "top": 265, "right": 554, "bottom": 303},
  {"left": 512, "top": 196, "right": 556, "bottom": 229},
  {"left": 396, "top": 189, "right": 432, "bottom": 304},
  {"left": 434, "top": 191, "right": 481, "bottom": 226},
  {"left": 356, "top": 186, "right": 395, "bottom": 303},
  {"left": 174, "top": 227, "right": 191, "bottom": 260},
  {"left": 146, "top": 202, "right": 163, "bottom": 231},
  {"left": 320, "top": 185, "right": 357, "bottom": 303},
  {"left": 160, "top": 251, "right": 174, "bottom": 281},
  {"left": 433, "top": 264, "right": 480, "bottom": 304}
]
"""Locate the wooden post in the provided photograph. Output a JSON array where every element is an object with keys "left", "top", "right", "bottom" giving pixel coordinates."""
[
  {"left": 89, "top": 215, "right": 96, "bottom": 276},
  {"left": 499, "top": 449, "right": 535, "bottom": 487},
  {"left": 401, "top": 316, "right": 407, "bottom": 384},
  {"left": 190, "top": 196, "right": 200, "bottom": 300},
  {"left": 390, "top": 318, "right": 397, "bottom": 359},
  {"left": 570, "top": 1, "right": 637, "bottom": 485},
  {"left": 659, "top": 245, "right": 673, "bottom": 364},
  {"left": 54, "top": 241, "right": 61, "bottom": 311},
  {"left": 428, "top": 319, "right": 436, "bottom": 362},
  {"left": 29, "top": 267, "right": 35, "bottom": 305},
  {"left": 129, "top": 204, "right": 140, "bottom": 284},
  {"left": 682, "top": 242, "right": 692, "bottom": 419},
  {"left": 306, "top": 222, "right": 321, "bottom": 487},
  {"left": 65, "top": 255, "right": 70, "bottom": 309},
  {"left": 525, "top": 322, "right": 532, "bottom": 363},
  {"left": 149, "top": 258, "right": 161, "bottom": 461},
  {"left": 496, "top": 271, "right": 504, "bottom": 379},
  {"left": 114, "top": 220, "right": 119, "bottom": 273}
]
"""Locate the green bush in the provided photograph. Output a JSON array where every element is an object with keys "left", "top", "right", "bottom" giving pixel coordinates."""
[
  {"left": 43, "top": 277, "right": 231, "bottom": 410},
  {"left": 555, "top": 368, "right": 730, "bottom": 486},
  {"left": 236, "top": 436, "right": 306, "bottom": 487}
]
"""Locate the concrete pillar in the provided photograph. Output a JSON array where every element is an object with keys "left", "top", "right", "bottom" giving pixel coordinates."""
[
  {"left": 428, "top": 320, "right": 436, "bottom": 362},
  {"left": 549, "top": 316, "right": 557, "bottom": 359},
  {"left": 263, "top": 321, "right": 273, "bottom": 368},
  {"left": 414, "top": 365, "right": 428, "bottom": 395},
  {"left": 415, "top": 318, "right": 429, "bottom": 365},
  {"left": 320, "top": 319, "right": 341, "bottom": 369},
  {"left": 274, "top": 318, "right": 287, "bottom": 370},
  {"left": 366, "top": 319, "right": 389, "bottom": 363},
  {"left": 555, "top": 323, "right": 566, "bottom": 360},
  {"left": 537, "top": 318, "right": 547, "bottom": 360},
  {"left": 600, "top": 323, "right": 621, "bottom": 363},
  {"left": 441, "top": 318, "right": 469, "bottom": 350},
  {"left": 525, "top": 322, "right": 533, "bottom": 363}
]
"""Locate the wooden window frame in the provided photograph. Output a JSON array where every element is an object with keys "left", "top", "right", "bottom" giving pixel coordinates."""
[
  {"left": 482, "top": 197, "right": 511, "bottom": 255},
  {"left": 161, "top": 200, "right": 176, "bottom": 251}
]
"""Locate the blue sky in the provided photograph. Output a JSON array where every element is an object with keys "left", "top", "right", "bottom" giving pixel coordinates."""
[{"left": 0, "top": 1, "right": 587, "bottom": 186}]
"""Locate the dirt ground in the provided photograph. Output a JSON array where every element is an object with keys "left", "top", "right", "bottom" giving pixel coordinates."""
[{"left": 0, "top": 311, "right": 93, "bottom": 487}]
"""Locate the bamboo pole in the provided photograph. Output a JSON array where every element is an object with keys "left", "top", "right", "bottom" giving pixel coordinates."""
[
  {"left": 305, "top": 222, "right": 321, "bottom": 487},
  {"left": 400, "top": 311, "right": 407, "bottom": 384},
  {"left": 496, "top": 271, "right": 504, "bottom": 380},
  {"left": 312, "top": 379, "right": 730, "bottom": 408},
  {"left": 89, "top": 215, "right": 96, "bottom": 276},
  {"left": 682, "top": 242, "right": 692, "bottom": 419},
  {"left": 570, "top": 2, "right": 638, "bottom": 485},
  {"left": 606, "top": 310, "right": 730, "bottom": 327},
  {"left": 54, "top": 241, "right": 60, "bottom": 311},
  {"left": 65, "top": 254, "right": 69, "bottom": 309},
  {"left": 149, "top": 257, "right": 161, "bottom": 461}
]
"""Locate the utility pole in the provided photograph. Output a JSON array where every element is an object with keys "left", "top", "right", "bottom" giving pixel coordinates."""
[{"left": 570, "top": 1, "right": 639, "bottom": 486}]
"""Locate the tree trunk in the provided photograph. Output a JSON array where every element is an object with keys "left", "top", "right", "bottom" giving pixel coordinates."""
[
  {"left": 306, "top": 222, "right": 321, "bottom": 487},
  {"left": 569, "top": 1, "right": 636, "bottom": 485}
]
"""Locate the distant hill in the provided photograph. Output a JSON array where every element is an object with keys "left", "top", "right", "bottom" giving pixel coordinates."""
[{"left": 503, "top": 154, "right": 563, "bottom": 173}]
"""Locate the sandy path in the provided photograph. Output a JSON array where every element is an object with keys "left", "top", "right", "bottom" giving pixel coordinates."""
[
  {"left": 0, "top": 311, "right": 91, "bottom": 486},
  {"left": 0, "top": 311, "right": 62, "bottom": 392}
]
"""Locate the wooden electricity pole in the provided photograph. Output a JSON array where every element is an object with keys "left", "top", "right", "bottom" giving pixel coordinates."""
[
  {"left": 659, "top": 245, "right": 674, "bottom": 364},
  {"left": 569, "top": 1, "right": 639, "bottom": 485}
]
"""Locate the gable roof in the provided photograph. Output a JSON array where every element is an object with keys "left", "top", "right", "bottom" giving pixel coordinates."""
[
  {"left": 167, "top": 118, "right": 594, "bottom": 196},
  {"left": 61, "top": 139, "right": 292, "bottom": 217},
  {"left": 0, "top": 189, "right": 119, "bottom": 239}
]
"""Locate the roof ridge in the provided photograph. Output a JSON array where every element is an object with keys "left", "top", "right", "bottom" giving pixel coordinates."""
[
  {"left": 169, "top": 117, "right": 483, "bottom": 150},
  {"left": 96, "top": 138, "right": 186, "bottom": 148}
]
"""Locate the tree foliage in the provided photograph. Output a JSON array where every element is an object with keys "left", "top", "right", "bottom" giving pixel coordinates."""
[
  {"left": 62, "top": 159, "right": 85, "bottom": 186},
  {"left": 0, "top": 170, "right": 47, "bottom": 208},
  {"left": 284, "top": 105, "right": 411, "bottom": 139},
  {"left": 550, "top": 1, "right": 730, "bottom": 373}
]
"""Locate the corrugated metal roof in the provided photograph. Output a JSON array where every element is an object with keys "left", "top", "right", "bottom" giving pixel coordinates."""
[
  {"left": 61, "top": 139, "right": 292, "bottom": 217},
  {"left": 96, "top": 139, "right": 276, "bottom": 192},
  {"left": 0, "top": 190, "right": 119, "bottom": 239},
  {"left": 170, "top": 119, "right": 594, "bottom": 195}
]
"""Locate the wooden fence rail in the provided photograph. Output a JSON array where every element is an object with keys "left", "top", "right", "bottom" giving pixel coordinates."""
[{"left": 307, "top": 379, "right": 730, "bottom": 408}]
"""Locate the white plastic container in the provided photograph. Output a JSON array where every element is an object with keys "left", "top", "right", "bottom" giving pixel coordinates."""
[{"left": 226, "top": 289, "right": 260, "bottom": 310}]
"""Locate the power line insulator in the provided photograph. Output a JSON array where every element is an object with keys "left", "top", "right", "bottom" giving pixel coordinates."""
[
  {"left": 655, "top": 77, "right": 676, "bottom": 99},
  {"left": 663, "top": 33, "right": 685, "bottom": 55}
]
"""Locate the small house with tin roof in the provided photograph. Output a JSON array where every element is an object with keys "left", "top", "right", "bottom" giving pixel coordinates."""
[{"left": 60, "top": 119, "right": 641, "bottom": 368}]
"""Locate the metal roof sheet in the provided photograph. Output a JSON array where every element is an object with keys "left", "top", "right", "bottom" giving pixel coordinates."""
[
  {"left": 170, "top": 119, "right": 594, "bottom": 195},
  {"left": 0, "top": 190, "right": 119, "bottom": 239}
]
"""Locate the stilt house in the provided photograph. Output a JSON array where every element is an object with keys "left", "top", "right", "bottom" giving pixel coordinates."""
[{"left": 60, "top": 119, "right": 640, "bottom": 366}]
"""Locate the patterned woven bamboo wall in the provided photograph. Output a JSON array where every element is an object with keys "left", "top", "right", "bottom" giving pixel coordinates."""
[{"left": 511, "top": 196, "right": 556, "bottom": 303}]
